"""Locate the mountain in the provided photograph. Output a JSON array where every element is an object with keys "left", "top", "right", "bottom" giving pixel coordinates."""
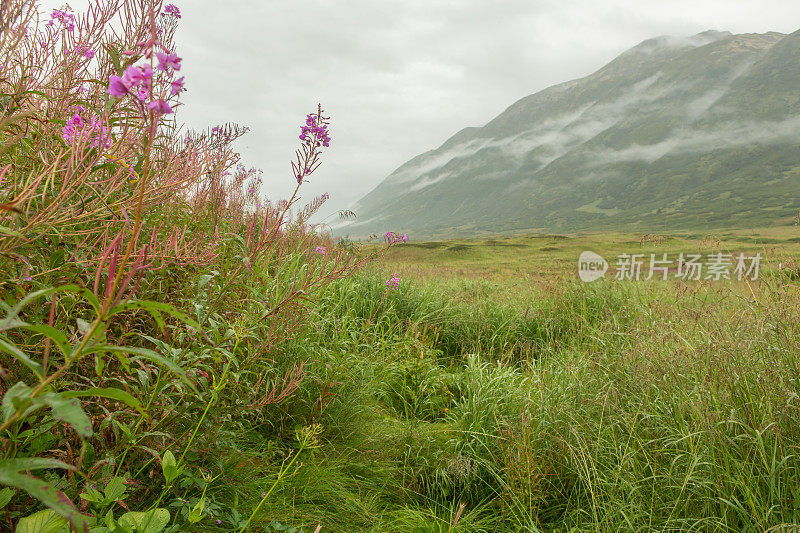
[{"left": 339, "top": 30, "right": 800, "bottom": 238}]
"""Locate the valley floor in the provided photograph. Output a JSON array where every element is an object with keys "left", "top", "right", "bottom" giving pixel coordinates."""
[{"left": 231, "top": 228, "right": 800, "bottom": 531}]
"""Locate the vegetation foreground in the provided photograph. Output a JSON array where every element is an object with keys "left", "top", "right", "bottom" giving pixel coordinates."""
[{"left": 3, "top": 1, "right": 800, "bottom": 531}]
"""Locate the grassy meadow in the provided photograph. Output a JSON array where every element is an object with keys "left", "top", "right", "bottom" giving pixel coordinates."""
[{"left": 4, "top": 1, "right": 800, "bottom": 532}]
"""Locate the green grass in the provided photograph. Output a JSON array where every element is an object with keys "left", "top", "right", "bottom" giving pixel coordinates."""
[{"left": 190, "top": 229, "right": 800, "bottom": 531}]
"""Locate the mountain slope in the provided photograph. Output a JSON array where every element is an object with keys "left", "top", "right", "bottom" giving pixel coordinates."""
[{"left": 340, "top": 30, "right": 800, "bottom": 238}]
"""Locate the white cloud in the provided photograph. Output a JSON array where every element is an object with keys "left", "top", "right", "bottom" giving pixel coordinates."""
[
  {"left": 37, "top": 0, "right": 800, "bottom": 220},
  {"left": 591, "top": 116, "right": 800, "bottom": 164}
]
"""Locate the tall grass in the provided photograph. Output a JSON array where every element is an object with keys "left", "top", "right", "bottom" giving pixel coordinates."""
[{"left": 272, "top": 275, "right": 800, "bottom": 532}]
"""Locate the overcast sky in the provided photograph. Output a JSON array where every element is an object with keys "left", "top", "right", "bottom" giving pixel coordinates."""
[{"left": 43, "top": 0, "right": 800, "bottom": 221}]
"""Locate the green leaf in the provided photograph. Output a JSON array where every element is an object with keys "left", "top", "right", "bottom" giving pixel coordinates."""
[
  {"left": 118, "top": 509, "right": 170, "bottom": 533},
  {"left": 22, "top": 324, "right": 73, "bottom": 361},
  {"left": 197, "top": 272, "right": 217, "bottom": 289},
  {"left": 0, "top": 487, "right": 15, "bottom": 510},
  {"left": 15, "top": 509, "right": 68, "bottom": 533},
  {"left": 0, "top": 458, "right": 89, "bottom": 531},
  {"left": 0, "top": 335, "right": 43, "bottom": 377},
  {"left": 90, "top": 161, "right": 118, "bottom": 174},
  {"left": 40, "top": 392, "right": 93, "bottom": 439},
  {"left": 0, "top": 225, "right": 30, "bottom": 242},
  {"left": 0, "top": 285, "right": 100, "bottom": 329},
  {"left": 2, "top": 382, "right": 33, "bottom": 422},
  {"left": 62, "top": 387, "right": 145, "bottom": 417},
  {"left": 160, "top": 451, "right": 181, "bottom": 484},
  {"left": 79, "top": 485, "right": 104, "bottom": 504},
  {"left": 103, "top": 43, "right": 121, "bottom": 71},
  {"left": 3, "top": 287, "right": 64, "bottom": 326},
  {"left": 67, "top": 286, "right": 102, "bottom": 315},
  {"left": 109, "top": 299, "right": 201, "bottom": 332},
  {"left": 103, "top": 476, "right": 127, "bottom": 502},
  {"left": 187, "top": 497, "right": 204, "bottom": 523},
  {"left": 84, "top": 345, "right": 190, "bottom": 388}
]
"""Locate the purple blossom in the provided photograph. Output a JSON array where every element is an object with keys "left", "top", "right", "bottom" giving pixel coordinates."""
[
  {"left": 384, "top": 231, "right": 408, "bottom": 245},
  {"left": 298, "top": 113, "right": 331, "bottom": 147},
  {"left": 106, "top": 75, "right": 130, "bottom": 97},
  {"left": 75, "top": 44, "right": 95, "bottom": 58},
  {"left": 386, "top": 274, "right": 400, "bottom": 290},
  {"left": 49, "top": 9, "right": 75, "bottom": 32},
  {"left": 147, "top": 99, "right": 173, "bottom": 115},
  {"left": 124, "top": 64, "right": 153, "bottom": 86},
  {"left": 62, "top": 112, "right": 111, "bottom": 148},
  {"left": 170, "top": 76, "right": 185, "bottom": 96},
  {"left": 106, "top": 64, "right": 153, "bottom": 99},
  {"left": 163, "top": 4, "right": 182, "bottom": 18},
  {"left": 156, "top": 51, "right": 182, "bottom": 72},
  {"left": 315, "top": 246, "right": 326, "bottom": 255}
]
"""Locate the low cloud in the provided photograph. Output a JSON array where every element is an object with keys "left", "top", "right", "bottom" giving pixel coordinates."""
[{"left": 591, "top": 116, "right": 800, "bottom": 165}]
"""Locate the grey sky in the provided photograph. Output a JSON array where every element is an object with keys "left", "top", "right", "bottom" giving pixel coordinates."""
[{"left": 43, "top": 0, "right": 800, "bottom": 222}]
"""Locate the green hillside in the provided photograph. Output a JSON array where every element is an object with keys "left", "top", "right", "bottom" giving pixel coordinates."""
[{"left": 341, "top": 30, "right": 800, "bottom": 238}]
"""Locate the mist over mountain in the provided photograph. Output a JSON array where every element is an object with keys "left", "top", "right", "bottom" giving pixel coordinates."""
[{"left": 338, "top": 30, "right": 800, "bottom": 238}]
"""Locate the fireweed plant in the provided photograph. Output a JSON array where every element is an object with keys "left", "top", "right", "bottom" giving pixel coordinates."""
[{"left": 0, "top": 0, "right": 403, "bottom": 530}]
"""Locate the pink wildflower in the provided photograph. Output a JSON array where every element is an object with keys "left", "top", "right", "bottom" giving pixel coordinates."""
[
  {"left": 48, "top": 9, "right": 75, "bottom": 32},
  {"left": 61, "top": 112, "right": 111, "bottom": 148},
  {"left": 106, "top": 75, "right": 130, "bottom": 97},
  {"left": 156, "top": 51, "right": 182, "bottom": 72},
  {"left": 162, "top": 4, "right": 181, "bottom": 18},
  {"left": 147, "top": 99, "right": 173, "bottom": 115}
]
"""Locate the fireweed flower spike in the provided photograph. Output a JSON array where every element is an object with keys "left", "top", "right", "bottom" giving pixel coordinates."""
[
  {"left": 293, "top": 106, "right": 332, "bottom": 184},
  {"left": 384, "top": 231, "right": 409, "bottom": 245},
  {"left": 48, "top": 9, "right": 76, "bottom": 32},
  {"left": 163, "top": 4, "right": 182, "bottom": 18},
  {"left": 386, "top": 274, "right": 400, "bottom": 289},
  {"left": 107, "top": 65, "right": 153, "bottom": 98},
  {"left": 106, "top": 43, "right": 186, "bottom": 117},
  {"left": 315, "top": 246, "right": 326, "bottom": 255},
  {"left": 62, "top": 112, "right": 111, "bottom": 148}
]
